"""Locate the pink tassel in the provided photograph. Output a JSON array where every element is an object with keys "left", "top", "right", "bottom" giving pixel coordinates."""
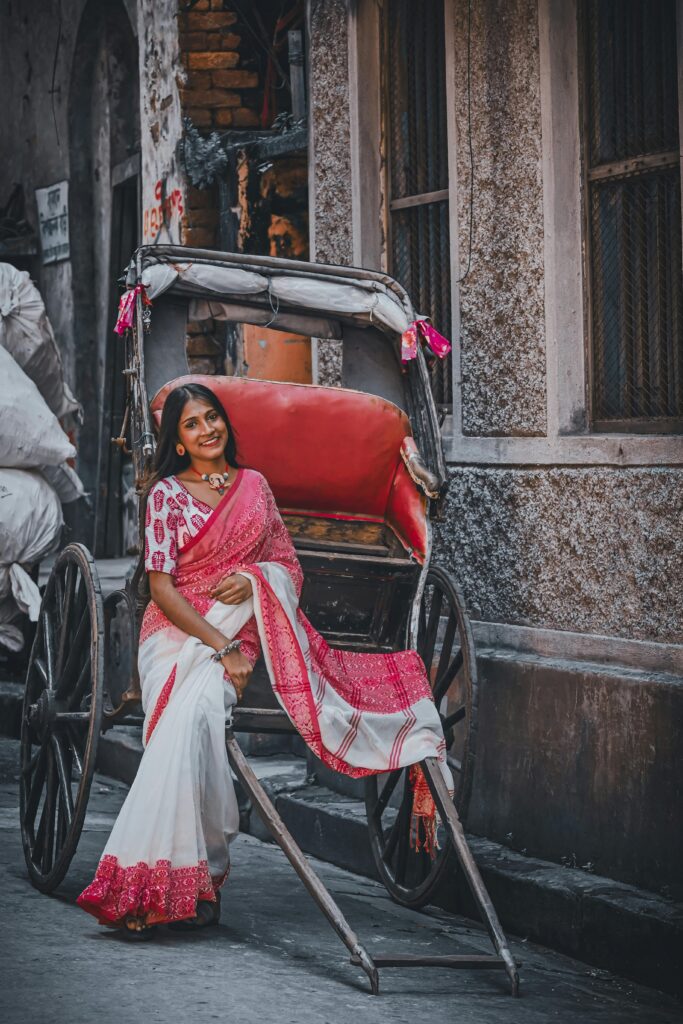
[
  {"left": 400, "top": 319, "right": 452, "bottom": 364},
  {"left": 400, "top": 322, "right": 419, "bottom": 364},
  {"left": 114, "top": 284, "right": 152, "bottom": 335}
]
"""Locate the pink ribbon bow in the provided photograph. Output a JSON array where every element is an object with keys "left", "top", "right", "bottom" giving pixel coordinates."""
[
  {"left": 114, "top": 284, "right": 152, "bottom": 335},
  {"left": 400, "top": 319, "right": 452, "bottom": 364}
]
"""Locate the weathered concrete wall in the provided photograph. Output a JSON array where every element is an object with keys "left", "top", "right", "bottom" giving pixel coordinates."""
[
  {"left": 137, "top": 0, "right": 185, "bottom": 246},
  {"left": 307, "top": 0, "right": 353, "bottom": 386},
  {"left": 469, "top": 653, "right": 683, "bottom": 894},
  {"left": 452, "top": 0, "right": 547, "bottom": 436},
  {"left": 0, "top": 0, "right": 88, "bottom": 392},
  {"left": 435, "top": 466, "right": 683, "bottom": 643}
]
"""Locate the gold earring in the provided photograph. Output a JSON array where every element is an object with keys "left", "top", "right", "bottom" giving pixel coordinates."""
[{"left": 176, "top": 444, "right": 185, "bottom": 456}]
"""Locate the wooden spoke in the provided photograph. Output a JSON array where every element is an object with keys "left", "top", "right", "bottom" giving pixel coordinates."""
[
  {"left": 21, "top": 744, "right": 45, "bottom": 777},
  {"left": 433, "top": 612, "right": 456, "bottom": 694},
  {"left": 34, "top": 657, "right": 48, "bottom": 688},
  {"left": 56, "top": 562, "right": 76, "bottom": 678},
  {"left": 23, "top": 746, "right": 48, "bottom": 834},
  {"left": 19, "top": 543, "right": 104, "bottom": 893},
  {"left": 57, "top": 608, "right": 90, "bottom": 699},
  {"left": 66, "top": 724, "right": 85, "bottom": 776},
  {"left": 372, "top": 770, "right": 402, "bottom": 825},
  {"left": 423, "top": 588, "right": 443, "bottom": 671},
  {"left": 51, "top": 735, "right": 74, "bottom": 829},
  {"left": 67, "top": 659, "right": 92, "bottom": 712},
  {"left": 433, "top": 648, "right": 463, "bottom": 706},
  {"left": 442, "top": 705, "right": 467, "bottom": 732},
  {"left": 365, "top": 566, "right": 478, "bottom": 909},
  {"left": 42, "top": 610, "right": 57, "bottom": 691},
  {"left": 38, "top": 749, "right": 57, "bottom": 874},
  {"left": 393, "top": 796, "right": 412, "bottom": 886}
]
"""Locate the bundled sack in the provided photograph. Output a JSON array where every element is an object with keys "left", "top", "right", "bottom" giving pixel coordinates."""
[
  {"left": 0, "top": 344, "right": 75, "bottom": 468},
  {"left": 0, "top": 262, "right": 81, "bottom": 421},
  {"left": 0, "top": 597, "right": 23, "bottom": 653},
  {"left": 0, "top": 468, "right": 63, "bottom": 625}
]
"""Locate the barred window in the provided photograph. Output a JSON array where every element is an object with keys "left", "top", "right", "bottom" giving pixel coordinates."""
[
  {"left": 583, "top": 0, "right": 683, "bottom": 431},
  {"left": 383, "top": 0, "right": 452, "bottom": 414}
]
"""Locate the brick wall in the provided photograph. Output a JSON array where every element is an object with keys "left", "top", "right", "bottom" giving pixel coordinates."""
[{"left": 178, "top": 0, "right": 261, "bottom": 250}]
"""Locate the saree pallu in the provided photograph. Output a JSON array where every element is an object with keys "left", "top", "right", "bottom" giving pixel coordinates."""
[{"left": 78, "top": 469, "right": 450, "bottom": 926}]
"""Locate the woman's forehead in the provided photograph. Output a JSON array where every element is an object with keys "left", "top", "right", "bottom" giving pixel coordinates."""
[{"left": 180, "top": 397, "right": 216, "bottom": 419}]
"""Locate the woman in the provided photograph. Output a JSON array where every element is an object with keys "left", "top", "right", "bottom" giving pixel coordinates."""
[{"left": 78, "top": 383, "right": 450, "bottom": 937}]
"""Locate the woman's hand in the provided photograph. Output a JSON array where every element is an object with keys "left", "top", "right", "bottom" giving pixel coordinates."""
[
  {"left": 210, "top": 573, "right": 253, "bottom": 605},
  {"left": 220, "top": 649, "right": 253, "bottom": 701}
]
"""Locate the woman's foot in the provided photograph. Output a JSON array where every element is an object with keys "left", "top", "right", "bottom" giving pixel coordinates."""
[
  {"left": 169, "top": 894, "right": 221, "bottom": 931},
  {"left": 122, "top": 917, "right": 156, "bottom": 941}
]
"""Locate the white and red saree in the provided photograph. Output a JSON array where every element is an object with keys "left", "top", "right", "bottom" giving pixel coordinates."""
[{"left": 78, "top": 468, "right": 450, "bottom": 926}]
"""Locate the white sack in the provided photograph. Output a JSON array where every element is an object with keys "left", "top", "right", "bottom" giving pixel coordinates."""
[
  {"left": 40, "top": 461, "right": 86, "bottom": 504},
  {"left": 0, "top": 468, "right": 63, "bottom": 621},
  {"left": 0, "top": 263, "right": 81, "bottom": 421},
  {"left": 0, "top": 597, "right": 23, "bottom": 653},
  {"left": 0, "top": 346, "right": 75, "bottom": 468}
]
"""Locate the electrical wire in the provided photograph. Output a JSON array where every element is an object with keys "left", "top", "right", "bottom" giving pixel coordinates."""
[{"left": 50, "top": 0, "right": 63, "bottom": 149}]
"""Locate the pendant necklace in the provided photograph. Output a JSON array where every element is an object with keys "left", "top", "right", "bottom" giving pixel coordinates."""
[{"left": 190, "top": 463, "right": 231, "bottom": 496}]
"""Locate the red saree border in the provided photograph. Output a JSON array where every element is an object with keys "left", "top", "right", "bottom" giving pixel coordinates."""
[{"left": 178, "top": 468, "right": 244, "bottom": 556}]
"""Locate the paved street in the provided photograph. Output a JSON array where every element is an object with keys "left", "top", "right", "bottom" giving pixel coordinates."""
[{"left": 0, "top": 736, "right": 678, "bottom": 1024}]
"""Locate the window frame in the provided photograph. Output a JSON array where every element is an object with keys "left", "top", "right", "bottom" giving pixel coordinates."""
[
  {"left": 380, "top": 0, "right": 454, "bottom": 416},
  {"left": 578, "top": 0, "right": 683, "bottom": 434}
]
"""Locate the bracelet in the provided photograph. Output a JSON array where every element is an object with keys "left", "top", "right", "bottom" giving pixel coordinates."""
[{"left": 211, "top": 639, "right": 242, "bottom": 662}]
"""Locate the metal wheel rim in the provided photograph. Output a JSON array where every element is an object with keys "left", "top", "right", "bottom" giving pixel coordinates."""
[
  {"left": 365, "top": 566, "right": 478, "bottom": 908},
  {"left": 19, "top": 544, "right": 104, "bottom": 892}
]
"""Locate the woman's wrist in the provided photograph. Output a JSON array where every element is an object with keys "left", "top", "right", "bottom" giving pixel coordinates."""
[{"left": 212, "top": 639, "right": 242, "bottom": 662}]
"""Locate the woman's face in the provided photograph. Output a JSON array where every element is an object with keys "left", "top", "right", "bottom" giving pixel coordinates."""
[{"left": 177, "top": 398, "right": 229, "bottom": 462}]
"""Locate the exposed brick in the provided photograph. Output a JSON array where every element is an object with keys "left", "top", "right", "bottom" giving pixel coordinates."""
[
  {"left": 183, "top": 226, "right": 216, "bottom": 248},
  {"left": 203, "top": 30, "right": 241, "bottom": 50},
  {"left": 185, "top": 207, "right": 219, "bottom": 229},
  {"left": 181, "top": 11, "right": 238, "bottom": 32},
  {"left": 211, "top": 68, "right": 258, "bottom": 88},
  {"left": 231, "top": 106, "right": 260, "bottom": 128},
  {"left": 186, "top": 184, "right": 216, "bottom": 210},
  {"left": 183, "top": 107, "right": 212, "bottom": 128},
  {"left": 187, "top": 356, "right": 222, "bottom": 375},
  {"left": 186, "top": 334, "right": 223, "bottom": 357},
  {"left": 181, "top": 88, "right": 241, "bottom": 108},
  {"left": 183, "top": 69, "right": 211, "bottom": 90},
  {"left": 187, "top": 51, "right": 247, "bottom": 71},
  {"left": 213, "top": 108, "right": 233, "bottom": 128},
  {"left": 180, "top": 32, "right": 209, "bottom": 50}
]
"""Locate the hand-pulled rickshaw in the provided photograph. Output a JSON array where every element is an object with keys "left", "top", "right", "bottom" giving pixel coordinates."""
[{"left": 19, "top": 245, "right": 519, "bottom": 995}]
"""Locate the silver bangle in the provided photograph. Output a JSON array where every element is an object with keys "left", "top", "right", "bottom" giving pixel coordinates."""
[{"left": 211, "top": 639, "right": 242, "bottom": 662}]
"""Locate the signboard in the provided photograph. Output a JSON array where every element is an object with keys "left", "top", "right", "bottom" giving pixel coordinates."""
[{"left": 35, "top": 181, "right": 70, "bottom": 264}]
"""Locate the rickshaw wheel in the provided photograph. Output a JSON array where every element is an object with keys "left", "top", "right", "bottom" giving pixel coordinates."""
[
  {"left": 365, "top": 566, "right": 478, "bottom": 909},
  {"left": 19, "top": 544, "right": 104, "bottom": 893}
]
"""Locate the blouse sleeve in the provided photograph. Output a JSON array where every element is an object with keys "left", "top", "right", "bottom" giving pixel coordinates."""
[{"left": 144, "top": 483, "right": 179, "bottom": 576}]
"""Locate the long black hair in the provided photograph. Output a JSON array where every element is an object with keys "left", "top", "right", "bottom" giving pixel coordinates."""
[{"left": 146, "top": 383, "right": 239, "bottom": 491}]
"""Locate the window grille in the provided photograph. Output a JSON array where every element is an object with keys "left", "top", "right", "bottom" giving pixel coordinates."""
[
  {"left": 584, "top": 0, "right": 683, "bottom": 430},
  {"left": 384, "top": 0, "right": 452, "bottom": 412}
]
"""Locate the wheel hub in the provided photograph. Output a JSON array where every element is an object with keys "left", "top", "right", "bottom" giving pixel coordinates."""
[{"left": 28, "top": 689, "right": 57, "bottom": 742}]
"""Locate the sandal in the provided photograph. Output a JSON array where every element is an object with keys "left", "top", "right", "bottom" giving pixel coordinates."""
[
  {"left": 122, "top": 917, "right": 157, "bottom": 941},
  {"left": 169, "top": 893, "right": 221, "bottom": 931}
]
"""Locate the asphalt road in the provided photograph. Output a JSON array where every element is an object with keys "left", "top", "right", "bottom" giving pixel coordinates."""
[{"left": 0, "top": 736, "right": 678, "bottom": 1024}]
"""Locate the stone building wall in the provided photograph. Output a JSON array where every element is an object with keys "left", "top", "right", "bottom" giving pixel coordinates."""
[
  {"left": 307, "top": 0, "right": 354, "bottom": 386},
  {"left": 435, "top": 467, "right": 683, "bottom": 644},
  {"left": 452, "top": 0, "right": 547, "bottom": 437}
]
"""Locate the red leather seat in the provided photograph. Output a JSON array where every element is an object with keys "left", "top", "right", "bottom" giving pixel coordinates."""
[{"left": 151, "top": 375, "right": 427, "bottom": 561}]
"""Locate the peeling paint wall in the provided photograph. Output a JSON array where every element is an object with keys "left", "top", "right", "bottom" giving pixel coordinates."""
[
  {"left": 137, "top": 0, "right": 185, "bottom": 245},
  {"left": 452, "top": 0, "right": 547, "bottom": 436},
  {"left": 307, "top": 0, "right": 353, "bottom": 386}
]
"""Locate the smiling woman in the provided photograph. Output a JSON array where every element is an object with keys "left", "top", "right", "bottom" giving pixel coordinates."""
[{"left": 76, "top": 383, "right": 451, "bottom": 939}]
